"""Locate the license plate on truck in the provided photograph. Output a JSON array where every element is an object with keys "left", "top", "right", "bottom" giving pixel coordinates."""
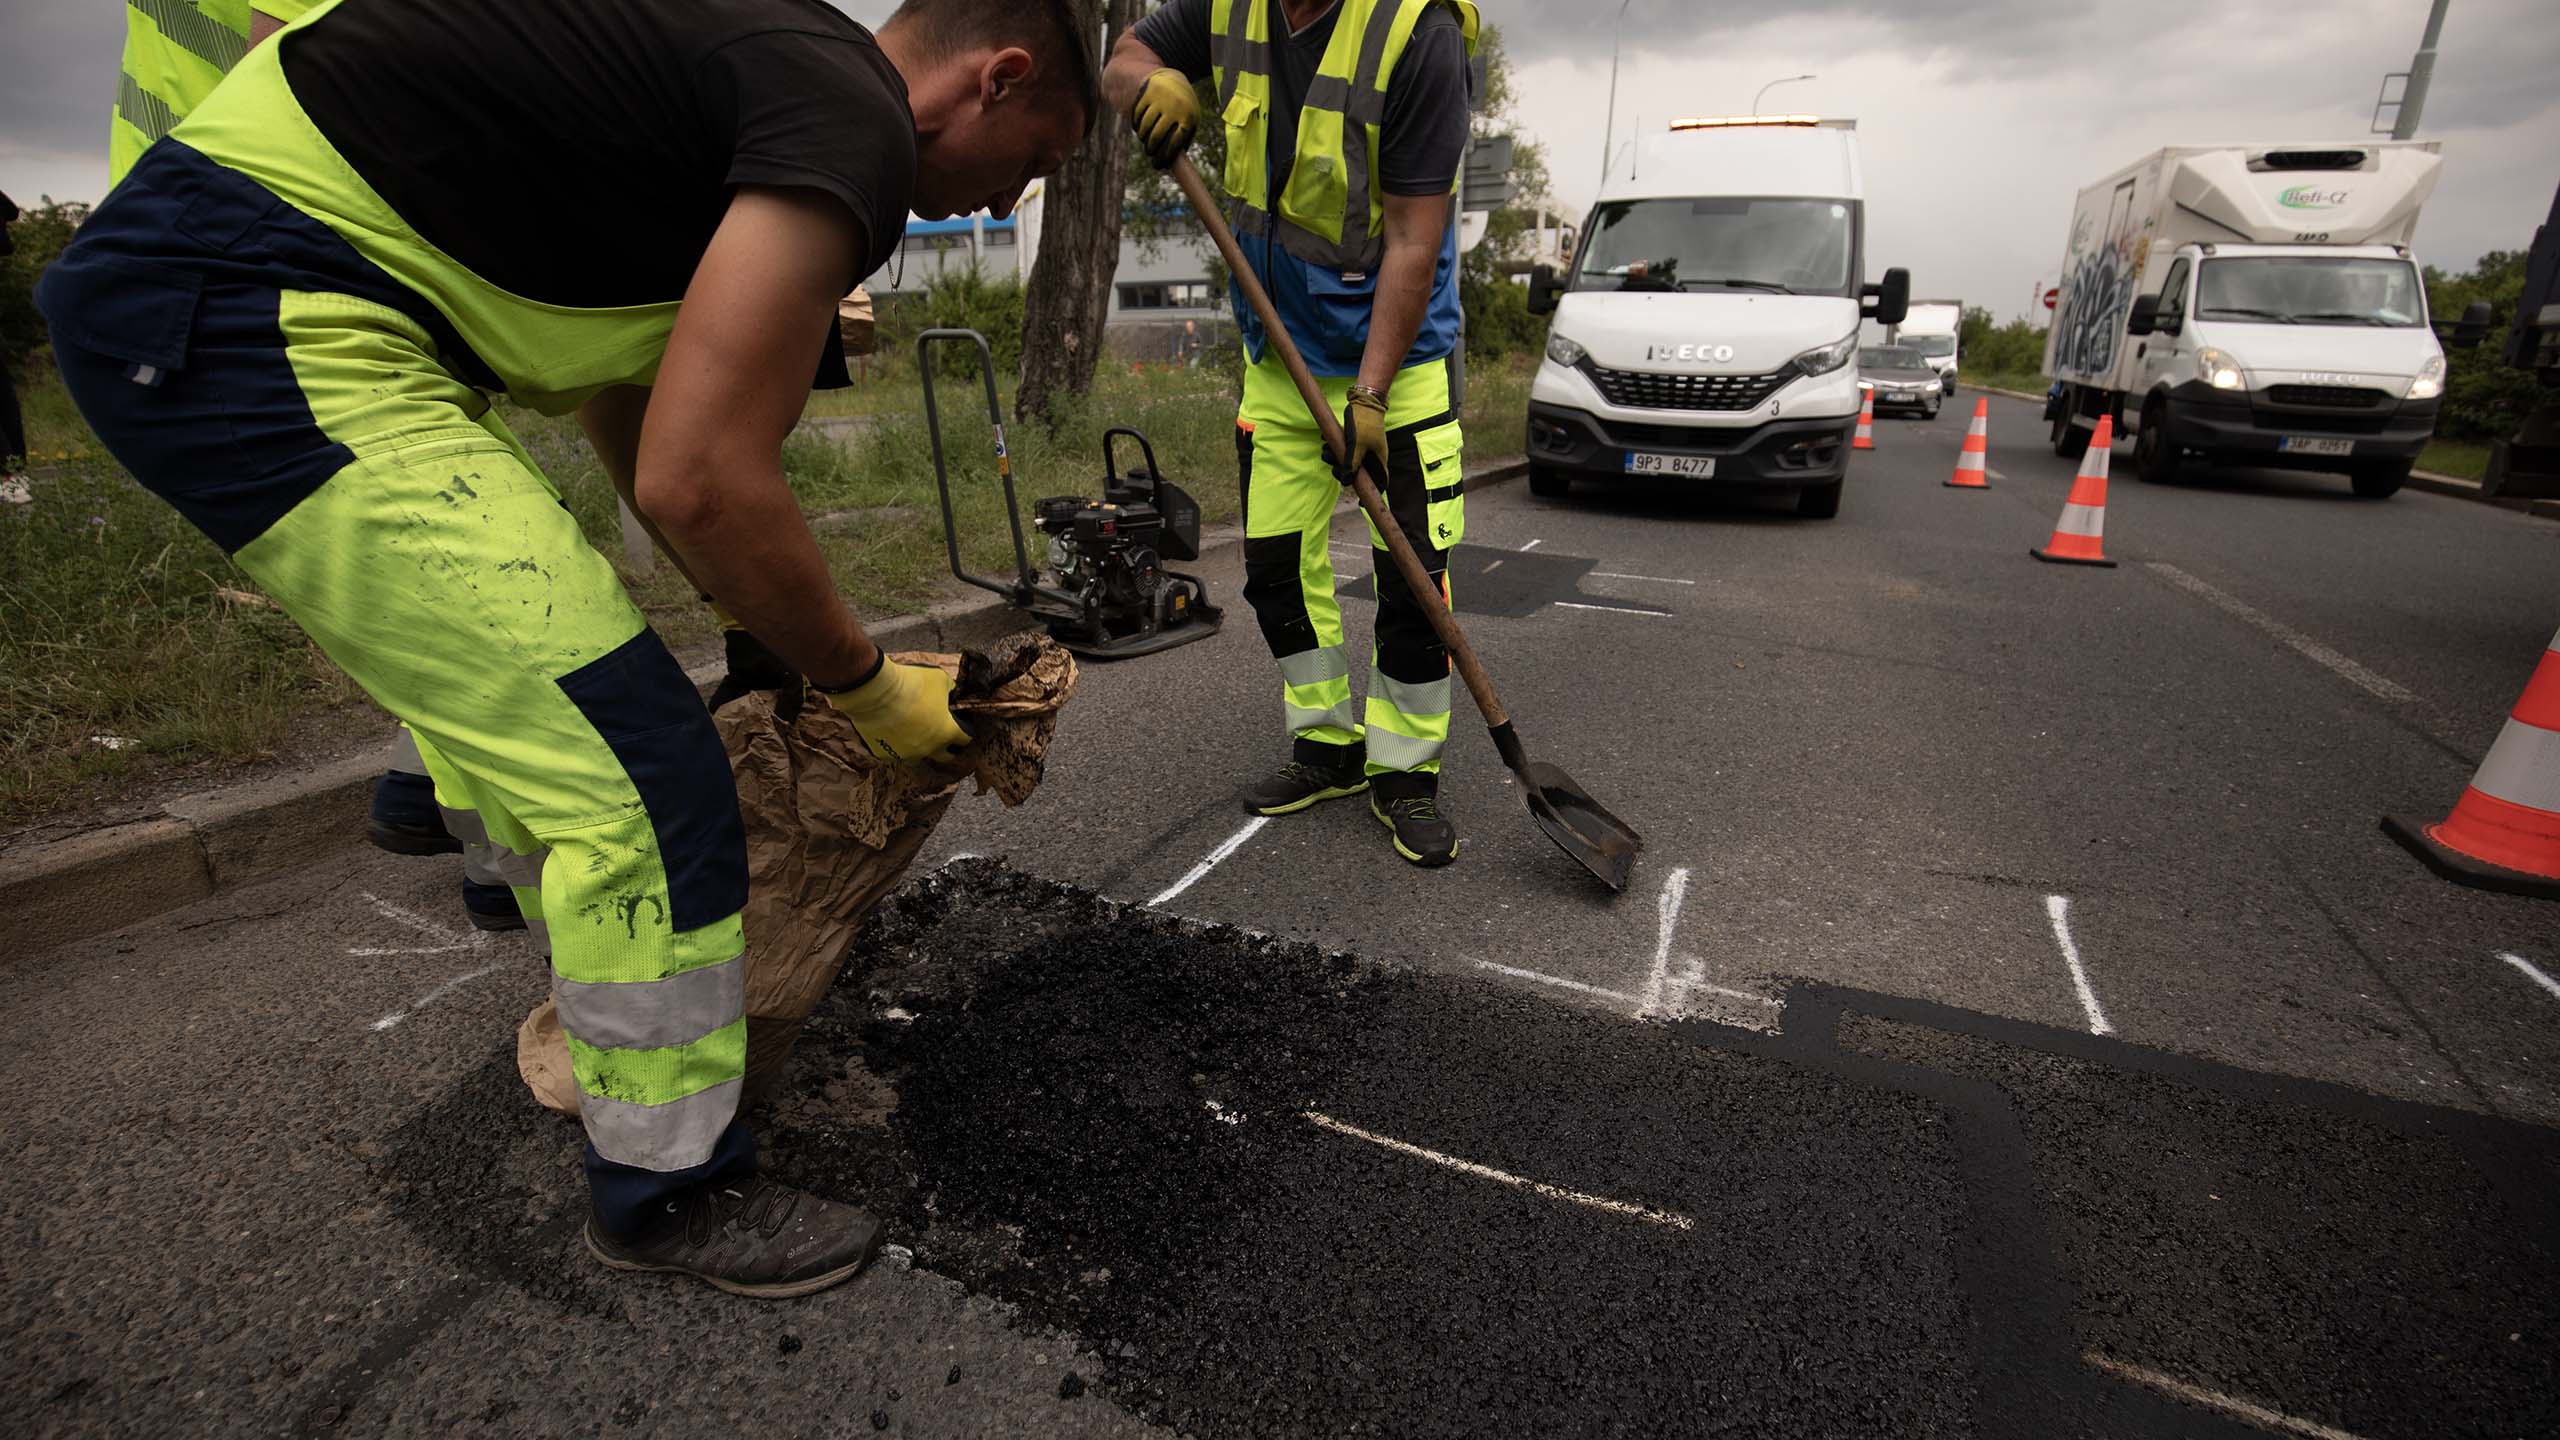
[
  {"left": 2278, "top": 436, "right": 2355, "bottom": 457},
  {"left": 1625, "top": 453, "right": 1715, "bottom": 477}
]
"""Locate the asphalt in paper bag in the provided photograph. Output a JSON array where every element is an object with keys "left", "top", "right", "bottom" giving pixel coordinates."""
[{"left": 518, "top": 633, "right": 1078, "bottom": 1112}]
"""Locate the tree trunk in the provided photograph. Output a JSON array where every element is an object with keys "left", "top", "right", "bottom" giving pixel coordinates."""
[{"left": 1015, "top": 0, "right": 1141, "bottom": 425}]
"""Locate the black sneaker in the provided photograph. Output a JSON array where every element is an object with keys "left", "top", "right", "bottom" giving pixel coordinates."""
[
  {"left": 1369, "top": 772, "right": 1458, "bottom": 867},
  {"left": 1241, "top": 739, "right": 1369, "bottom": 816},
  {"left": 585, "top": 1176, "right": 884, "bottom": 1300},
  {"left": 460, "top": 877, "right": 526, "bottom": 932},
  {"left": 367, "top": 769, "right": 461, "bottom": 856}
]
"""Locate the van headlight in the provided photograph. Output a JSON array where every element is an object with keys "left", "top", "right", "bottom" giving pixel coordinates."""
[
  {"left": 1791, "top": 331, "right": 1857, "bottom": 378},
  {"left": 2408, "top": 354, "right": 2446, "bottom": 400},
  {"left": 2197, "top": 346, "right": 2246, "bottom": 391},
  {"left": 1546, "top": 332, "right": 1588, "bottom": 368}
]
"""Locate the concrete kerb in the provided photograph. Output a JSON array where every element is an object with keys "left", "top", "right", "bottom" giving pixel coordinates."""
[
  {"left": 4, "top": 455, "right": 1529, "bottom": 954},
  {"left": 1957, "top": 383, "right": 2556, "bottom": 518}
]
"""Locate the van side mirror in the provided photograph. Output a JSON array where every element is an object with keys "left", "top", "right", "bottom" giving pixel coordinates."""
[
  {"left": 1861, "top": 267, "right": 1910, "bottom": 326},
  {"left": 2445, "top": 299, "right": 2494, "bottom": 349},
  {"left": 2127, "top": 294, "right": 2159, "bottom": 337},
  {"left": 1528, "top": 264, "right": 1565, "bottom": 316}
]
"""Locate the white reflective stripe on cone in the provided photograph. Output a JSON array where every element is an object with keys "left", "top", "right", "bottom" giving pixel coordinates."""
[
  {"left": 2469, "top": 717, "right": 2560, "bottom": 814},
  {"left": 1954, "top": 454, "right": 1986, "bottom": 471},
  {"left": 553, "top": 952, "right": 747, "bottom": 1053},
  {"left": 579, "top": 1077, "right": 743, "bottom": 1172},
  {"left": 2053, "top": 503, "right": 2106, "bottom": 538}
]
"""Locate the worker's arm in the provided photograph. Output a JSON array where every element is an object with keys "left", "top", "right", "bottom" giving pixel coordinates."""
[
  {"left": 1355, "top": 191, "right": 1451, "bottom": 395},
  {"left": 1101, "top": 31, "right": 1169, "bottom": 116},
  {"left": 576, "top": 384, "right": 705, "bottom": 590},
  {"left": 632, "top": 186, "right": 879, "bottom": 691}
]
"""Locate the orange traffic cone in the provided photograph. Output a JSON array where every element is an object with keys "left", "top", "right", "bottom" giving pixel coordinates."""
[
  {"left": 1852, "top": 391, "right": 1876, "bottom": 451},
  {"left": 2030, "top": 415, "right": 2116, "bottom": 566},
  {"left": 1945, "top": 396, "right": 1989, "bottom": 488},
  {"left": 2384, "top": 622, "right": 2560, "bottom": 900}
]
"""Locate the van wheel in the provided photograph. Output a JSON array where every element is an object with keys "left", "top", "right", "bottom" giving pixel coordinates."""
[
  {"left": 1797, "top": 480, "right": 1843, "bottom": 519},
  {"left": 1528, "top": 465, "right": 1571, "bottom": 499},
  {"left": 2051, "top": 406, "right": 2090, "bottom": 459},
  {"left": 2134, "top": 398, "right": 2183, "bottom": 484},
  {"left": 2350, "top": 460, "right": 2410, "bottom": 499}
]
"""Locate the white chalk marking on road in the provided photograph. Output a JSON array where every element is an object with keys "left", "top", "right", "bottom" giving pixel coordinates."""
[
  {"left": 2146, "top": 562, "right": 2418, "bottom": 704},
  {"left": 2044, "top": 895, "right": 2116, "bottom": 1036},
  {"left": 1590, "top": 572, "right": 1698, "bottom": 586},
  {"left": 1986, "top": 468, "right": 2008, "bottom": 481},
  {"left": 2498, "top": 952, "right": 2560, "bottom": 1002},
  {"left": 1518, "top": 537, "right": 1544, "bottom": 551},
  {"left": 1472, "top": 958, "right": 1641, "bottom": 1007},
  {"left": 369, "top": 961, "right": 509, "bottom": 1033},
  {"left": 1639, "top": 867, "right": 1694, "bottom": 1018},
  {"left": 1147, "top": 817, "right": 1270, "bottom": 908},
  {"left": 1303, "top": 1110, "right": 1695, "bottom": 1231},
  {"left": 350, "top": 890, "right": 492, "bottom": 958},
  {"left": 2084, "top": 1353, "right": 2372, "bottom": 1440},
  {"left": 1555, "top": 601, "right": 1674, "bottom": 618}
]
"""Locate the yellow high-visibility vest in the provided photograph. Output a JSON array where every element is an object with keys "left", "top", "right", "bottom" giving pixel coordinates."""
[{"left": 111, "top": 0, "right": 314, "bottom": 186}]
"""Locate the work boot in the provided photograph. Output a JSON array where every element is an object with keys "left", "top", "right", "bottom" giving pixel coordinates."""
[
  {"left": 460, "top": 877, "right": 526, "bottom": 932},
  {"left": 1370, "top": 771, "right": 1458, "bottom": 868},
  {"left": 367, "top": 769, "right": 461, "bottom": 856},
  {"left": 1241, "top": 738, "right": 1369, "bottom": 816},
  {"left": 585, "top": 1175, "right": 884, "bottom": 1299}
]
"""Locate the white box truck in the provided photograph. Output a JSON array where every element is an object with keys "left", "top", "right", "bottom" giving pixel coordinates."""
[
  {"left": 1889, "top": 300, "right": 1963, "bottom": 388},
  {"left": 1524, "top": 116, "right": 1910, "bottom": 519},
  {"left": 2040, "top": 142, "right": 2483, "bottom": 498}
]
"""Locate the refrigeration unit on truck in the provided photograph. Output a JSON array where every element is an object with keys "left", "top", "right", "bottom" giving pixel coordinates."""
[
  {"left": 2040, "top": 142, "right": 2490, "bottom": 498},
  {"left": 1889, "top": 300, "right": 1963, "bottom": 388},
  {"left": 1524, "top": 116, "right": 1910, "bottom": 519}
]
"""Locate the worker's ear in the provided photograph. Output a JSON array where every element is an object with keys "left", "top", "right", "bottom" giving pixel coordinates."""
[{"left": 981, "top": 47, "right": 1037, "bottom": 109}]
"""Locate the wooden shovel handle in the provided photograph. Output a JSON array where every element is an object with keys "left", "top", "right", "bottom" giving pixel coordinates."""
[{"left": 1170, "top": 158, "right": 1510, "bottom": 732}]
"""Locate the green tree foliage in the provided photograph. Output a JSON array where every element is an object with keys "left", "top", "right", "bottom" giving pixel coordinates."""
[
  {"left": 3, "top": 198, "right": 89, "bottom": 364},
  {"left": 1957, "top": 303, "right": 2049, "bottom": 382},
  {"left": 2423, "top": 250, "right": 2539, "bottom": 441},
  {"left": 875, "top": 263, "right": 1028, "bottom": 380},
  {"left": 1456, "top": 25, "right": 1554, "bottom": 362}
]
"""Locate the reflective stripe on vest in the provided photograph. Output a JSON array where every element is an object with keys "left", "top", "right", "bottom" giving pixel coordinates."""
[
  {"left": 1210, "top": 0, "right": 1480, "bottom": 273},
  {"left": 112, "top": 0, "right": 255, "bottom": 184}
]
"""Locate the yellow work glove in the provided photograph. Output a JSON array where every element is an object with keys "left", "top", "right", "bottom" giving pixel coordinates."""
[
  {"left": 1333, "top": 387, "right": 1390, "bottom": 488},
  {"left": 1129, "top": 68, "right": 1200, "bottom": 170},
  {"left": 820, "top": 653, "right": 970, "bottom": 767}
]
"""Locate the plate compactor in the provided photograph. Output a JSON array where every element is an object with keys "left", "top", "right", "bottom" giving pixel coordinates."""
[{"left": 920, "top": 328, "right": 1223, "bottom": 660}]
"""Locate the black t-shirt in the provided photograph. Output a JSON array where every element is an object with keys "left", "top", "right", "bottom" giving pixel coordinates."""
[
  {"left": 283, "top": 0, "right": 914, "bottom": 311},
  {"left": 1133, "top": 0, "right": 1471, "bottom": 200}
]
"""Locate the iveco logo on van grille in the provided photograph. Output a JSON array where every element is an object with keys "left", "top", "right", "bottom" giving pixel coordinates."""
[{"left": 1646, "top": 343, "right": 1737, "bottom": 363}]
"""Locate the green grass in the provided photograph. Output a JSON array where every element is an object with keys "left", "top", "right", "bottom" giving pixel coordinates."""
[
  {"left": 2417, "top": 438, "right": 2490, "bottom": 481},
  {"left": 1958, "top": 369, "right": 2050, "bottom": 398},
  {"left": 0, "top": 349, "right": 1534, "bottom": 831}
]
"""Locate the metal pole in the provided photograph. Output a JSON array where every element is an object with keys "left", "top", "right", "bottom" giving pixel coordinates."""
[
  {"left": 1752, "top": 73, "right": 1816, "bottom": 115},
  {"left": 2391, "top": 0, "right": 2451, "bottom": 139},
  {"left": 1598, "top": 0, "right": 1635, "bottom": 187}
]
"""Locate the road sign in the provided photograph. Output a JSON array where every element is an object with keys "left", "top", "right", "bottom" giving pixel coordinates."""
[
  {"left": 2044, "top": 287, "right": 2060, "bottom": 311},
  {"left": 1462, "top": 135, "right": 1515, "bottom": 213}
]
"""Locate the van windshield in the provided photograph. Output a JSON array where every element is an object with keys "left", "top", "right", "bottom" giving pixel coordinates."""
[
  {"left": 2196, "top": 257, "right": 2425, "bottom": 327},
  {"left": 1575, "top": 197, "right": 1856, "bottom": 296},
  {"left": 1904, "top": 335, "right": 1956, "bottom": 358}
]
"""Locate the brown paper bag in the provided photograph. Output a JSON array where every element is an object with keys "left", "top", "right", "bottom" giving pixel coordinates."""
[{"left": 518, "top": 635, "right": 1077, "bottom": 1115}]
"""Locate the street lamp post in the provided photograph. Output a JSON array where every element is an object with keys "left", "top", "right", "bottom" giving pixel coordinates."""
[
  {"left": 1598, "top": 0, "right": 1636, "bottom": 186},
  {"left": 1752, "top": 73, "right": 1817, "bottom": 115}
]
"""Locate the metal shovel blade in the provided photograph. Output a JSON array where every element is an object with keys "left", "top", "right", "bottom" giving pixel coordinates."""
[{"left": 1518, "top": 759, "right": 1643, "bottom": 892}]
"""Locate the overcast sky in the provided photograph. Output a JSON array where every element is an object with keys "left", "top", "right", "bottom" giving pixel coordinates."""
[{"left": 6, "top": 0, "right": 2555, "bottom": 319}]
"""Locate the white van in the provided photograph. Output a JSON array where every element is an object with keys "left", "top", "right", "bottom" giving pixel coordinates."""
[
  {"left": 1525, "top": 117, "right": 1909, "bottom": 519},
  {"left": 2041, "top": 143, "right": 2488, "bottom": 498},
  {"left": 1890, "top": 300, "right": 1962, "bottom": 388}
]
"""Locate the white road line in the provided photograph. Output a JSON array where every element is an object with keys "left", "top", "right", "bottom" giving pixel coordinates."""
[
  {"left": 2044, "top": 895, "right": 2116, "bottom": 1036},
  {"left": 1555, "top": 601, "right": 1673, "bottom": 618},
  {"left": 2146, "top": 562, "right": 2418, "bottom": 704},
  {"left": 346, "top": 940, "right": 487, "bottom": 958},
  {"left": 1472, "top": 958, "right": 1641, "bottom": 1007},
  {"left": 1986, "top": 468, "right": 2008, "bottom": 481},
  {"left": 1303, "top": 1110, "right": 1696, "bottom": 1230},
  {"left": 1147, "top": 817, "right": 1270, "bottom": 908},
  {"left": 1518, "top": 537, "right": 1544, "bottom": 551},
  {"left": 1590, "top": 572, "right": 1698, "bottom": 586},
  {"left": 1640, "top": 867, "right": 1694, "bottom": 1017},
  {"left": 2499, "top": 952, "right": 2560, "bottom": 1002},
  {"left": 2084, "top": 1353, "right": 2372, "bottom": 1440},
  {"left": 369, "top": 961, "right": 509, "bottom": 1033}
]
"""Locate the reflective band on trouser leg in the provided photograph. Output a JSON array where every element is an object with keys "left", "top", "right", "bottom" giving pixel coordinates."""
[
  {"left": 220, "top": 292, "right": 750, "bottom": 1174},
  {"left": 1364, "top": 671, "right": 1451, "bottom": 774},
  {"left": 387, "top": 725, "right": 427, "bottom": 776},
  {"left": 1239, "top": 416, "right": 1364, "bottom": 746},
  {"left": 1280, "top": 645, "right": 1363, "bottom": 739}
]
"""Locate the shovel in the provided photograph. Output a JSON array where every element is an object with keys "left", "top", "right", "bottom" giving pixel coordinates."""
[{"left": 1170, "top": 158, "right": 1642, "bottom": 892}]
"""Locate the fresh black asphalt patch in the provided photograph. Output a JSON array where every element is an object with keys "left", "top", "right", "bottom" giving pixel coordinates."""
[{"left": 378, "top": 861, "right": 2559, "bottom": 1438}]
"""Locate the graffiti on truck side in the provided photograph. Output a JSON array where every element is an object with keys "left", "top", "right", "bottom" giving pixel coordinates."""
[{"left": 2050, "top": 211, "right": 2149, "bottom": 379}]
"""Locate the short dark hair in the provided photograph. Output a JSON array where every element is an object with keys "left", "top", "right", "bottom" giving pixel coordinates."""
[{"left": 883, "top": 0, "right": 1099, "bottom": 126}]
